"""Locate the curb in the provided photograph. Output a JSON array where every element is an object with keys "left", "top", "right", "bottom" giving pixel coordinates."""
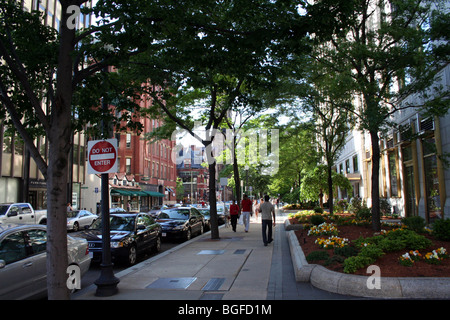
[{"left": 284, "top": 219, "right": 450, "bottom": 299}]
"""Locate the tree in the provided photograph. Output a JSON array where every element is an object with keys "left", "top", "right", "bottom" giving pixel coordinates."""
[
  {"left": 300, "top": 165, "right": 353, "bottom": 203},
  {"left": 124, "top": 0, "right": 309, "bottom": 239},
  {"left": 0, "top": 0, "right": 175, "bottom": 299},
  {"left": 304, "top": 46, "right": 355, "bottom": 214},
  {"left": 308, "top": 0, "right": 450, "bottom": 231},
  {"left": 175, "top": 177, "right": 184, "bottom": 202},
  {"left": 266, "top": 118, "right": 318, "bottom": 203}
]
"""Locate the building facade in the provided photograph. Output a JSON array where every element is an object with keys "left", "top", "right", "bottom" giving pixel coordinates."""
[
  {"left": 335, "top": 64, "right": 450, "bottom": 222},
  {"left": 81, "top": 99, "right": 178, "bottom": 212},
  {"left": 0, "top": 0, "right": 92, "bottom": 209},
  {"left": 176, "top": 145, "right": 209, "bottom": 203}
]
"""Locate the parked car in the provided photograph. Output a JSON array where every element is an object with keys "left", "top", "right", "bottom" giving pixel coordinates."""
[
  {"left": 216, "top": 204, "right": 228, "bottom": 224},
  {"left": 197, "top": 208, "right": 211, "bottom": 231},
  {"left": 0, "top": 224, "right": 91, "bottom": 300},
  {"left": 80, "top": 213, "right": 161, "bottom": 266},
  {"left": 0, "top": 203, "right": 47, "bottom": 225},
  {"left": 157, "top": 207, "right": 205, "bottom": 241},
  {"left": 67, "top": 210, "right": 98, "bottom": 232},
  {"left": 110, "top": 207, "right": 126, "bottom": 213},
  {"left": 148, "top": 204, "right": 168, "bottom": 218}
]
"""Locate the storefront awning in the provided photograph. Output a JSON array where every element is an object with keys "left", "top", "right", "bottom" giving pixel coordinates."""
[
  {"left": 143, "top": 191, "right": 165, "bottom": 197},
  {"left": 110, "top": 188, "right": 165, "bottom": 197},
  {"left": 111, "top": 189, "right": 134, "bottom": 196}
]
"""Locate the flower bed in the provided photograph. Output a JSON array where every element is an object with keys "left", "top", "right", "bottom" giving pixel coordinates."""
[{"left": 291, "top": 213, "right": 450, "bottom": 277}]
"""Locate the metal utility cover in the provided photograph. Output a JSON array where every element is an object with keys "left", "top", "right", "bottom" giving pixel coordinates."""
[
  {"left": 197, "top": 250, "right": 225, "bottom": 255},
  {"left": 233, "top": 249, "right": 246, "bottom": 254},
  {"left": 202, "top": 278, "right": 226, "bottom": 291},
  {"left": 146, "top": 277, "right": 197, "bottom": 290},
  {"left": 200, "top": 293, "right": 225, "bottom": 300}
]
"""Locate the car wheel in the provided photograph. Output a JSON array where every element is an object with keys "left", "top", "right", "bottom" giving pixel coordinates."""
[
  {"left": 199, "top": 224, "right": 204, "bottom": 235},
  {"left": 127, "top": 245, "right": 137, "bottom": 266},
  {"left": 73, "top": 222, "right": 79, "bottom": 232},
  {"left": 154, "top": 236, "right": 161, "bottom": 253},
  {"left": 185, "top": 229, "right": 191, "bottom": 241}
]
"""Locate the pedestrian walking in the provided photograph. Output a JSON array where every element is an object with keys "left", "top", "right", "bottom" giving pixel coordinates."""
[
  {"left": 240, "top": 194, "right": 252, "bottom": 232},
  {"left": 229, "top": 200, "right": 240, "bottom": 232},
  {"left": 260, "top": 195, "right": 275, "bottom": 246}
]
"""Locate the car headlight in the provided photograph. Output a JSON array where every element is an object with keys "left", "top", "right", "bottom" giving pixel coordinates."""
[
  {"left": 173, "top": 225, "right": 185, "bottom": 230},
  {"left": 111, "top": 241, "right": 124, "bottom": 248}
]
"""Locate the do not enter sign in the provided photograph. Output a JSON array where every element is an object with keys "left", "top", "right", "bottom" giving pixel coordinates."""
[{"left": 87, "top": 139, "right": 118, "bottom": 174}]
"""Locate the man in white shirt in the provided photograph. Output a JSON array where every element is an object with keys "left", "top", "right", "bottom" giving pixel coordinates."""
[{"left": 259, "top": 195, "right": 275, "bottom": 246}]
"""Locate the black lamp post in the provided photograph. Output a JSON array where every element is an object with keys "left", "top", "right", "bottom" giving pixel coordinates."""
[{"left": 94, "top": 65, "right": 120, "bottom": 297}]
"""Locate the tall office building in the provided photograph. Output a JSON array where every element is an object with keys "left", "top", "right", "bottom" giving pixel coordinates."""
[{"left": 0, "top": 1, "right": 92, "bottom": 208}]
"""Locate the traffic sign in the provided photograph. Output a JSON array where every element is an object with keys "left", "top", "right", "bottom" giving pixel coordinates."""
[{"left": 87, "top": 139, "right": 118, "bottom": 174}]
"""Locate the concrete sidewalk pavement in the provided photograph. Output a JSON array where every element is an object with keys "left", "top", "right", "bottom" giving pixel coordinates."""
[{"left": 73, "top": 209, "right": 353, "bottom": 300}]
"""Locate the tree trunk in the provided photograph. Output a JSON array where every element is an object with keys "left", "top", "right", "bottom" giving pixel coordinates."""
[
  {"left": 370, "top": 130, "right": 381, "bottom": 232},
  {"left": 46, "top": 124, "right": 71, "bottom": 300},
  {"left": 208, "top": 161, "right": 220, "bottom": 239},
  {"left": 46, "top": 4, "right": 75, "bottom": 299},
  {"left": 233, "top": 135, "right": 241, "bottom": 204},
  {"left": 327, "top": 164, "right": 334, "bottom": 215}
]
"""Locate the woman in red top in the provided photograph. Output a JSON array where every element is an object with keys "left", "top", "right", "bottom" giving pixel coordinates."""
[{"left": 229, "top": 200, "right": 240, "bottom": 232}]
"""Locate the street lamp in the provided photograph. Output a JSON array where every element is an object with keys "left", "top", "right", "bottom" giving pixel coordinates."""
[{"left": 94, "top": 64, "right": 119, "bottom": 297}]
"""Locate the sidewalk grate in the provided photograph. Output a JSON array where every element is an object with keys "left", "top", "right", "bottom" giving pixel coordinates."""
[
  {"left": 200, "top": 293, "right": 225, "bottom": 300},
  {"left": 197, "top": 250, "right": 225, "bottom": 255},
  {"left": 202, "top": 278, "right": 226, "bottom": 291},
  {"left": 145, "top": 277, "right": 197, "bottom": 290}
]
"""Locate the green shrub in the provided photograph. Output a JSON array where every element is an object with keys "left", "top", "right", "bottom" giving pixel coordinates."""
[
  {"left": 324, "top": 255, "right": 345, "bottom": 266},
  {"left": 377, "top": 237, "right": 406, "bottom": 252},
  {"left": 334, "top": 246, "right": 359, "bottom": 258},
  {"left": 313, "top": 207, "right": 324, "bottom": 214},
  {"left": 356, "top": 207, "right": 371, "bottom": 220},
  {"left": 310, "top": 214, "right": 326, "bottom": 226},
  {"left": 380, "top": 198, "right": 392, "bottom": 216},
  {"left": 359, "top": 244, "right": 384, "bottom": 260},
  {"left": 432, "top": 218, "right": 450, "bottom": 241},
  {"left": 387, "top": 228, "right": 432, "bottom": 250},
  {"left": 306, "top": 250, "right": 329, "bottom": 262},
  {"left": 343, "top": 255, "right": 374, "bottom": 274},
  {"left": 402, "top": 216, "right": 426, "bottom": 233}
]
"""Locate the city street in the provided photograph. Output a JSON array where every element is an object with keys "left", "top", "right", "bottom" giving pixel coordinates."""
[{"left": 72, "top": 232, "right": 179, "bottom": 291}]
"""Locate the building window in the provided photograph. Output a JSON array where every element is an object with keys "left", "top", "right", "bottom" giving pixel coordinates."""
[
  {"left": 126, "top": 133, "right": 131, "bottom": 148},
  {"left": 423, "top": 137, "right": 441, "bottom": 221},
  {"left": 126, "top": 158, "right": 131, "bottom": 174},
  {"left": 345, "top": 159, "right": 350, "bottom": 174},
  {"left": 388, "top": 151, "right": 399, "bottom": 197},
  {"left": 353, "top": 155, "right": 359, "bottom": 173}
]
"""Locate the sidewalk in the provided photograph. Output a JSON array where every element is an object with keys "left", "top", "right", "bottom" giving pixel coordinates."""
[{"left": 73, "top": 209, "right": 354, "bottom": 300}]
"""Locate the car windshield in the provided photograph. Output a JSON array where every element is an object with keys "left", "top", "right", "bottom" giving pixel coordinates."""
[
  {"left": 67, "top": 211, "right": 79, "bottom": 218},
  {"left": 0, "top": 205, "right": 10, "bottom": 216},
  {"left": 90, "top": 215, "right": 135, "bottom": 231},
  {"left": 198, "top": 209, "right": 210, "bottom": 216},
  {"left": 159, "top": 209, "right": 190, "bottom": 220}
]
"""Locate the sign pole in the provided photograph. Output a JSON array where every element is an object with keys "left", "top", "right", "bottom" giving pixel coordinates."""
[{"left": 94, "top": 74, "right": 119, "bottom": 297}]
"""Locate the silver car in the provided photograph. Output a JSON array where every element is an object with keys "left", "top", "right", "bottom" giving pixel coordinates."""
[
  {"left": 0, "top": 224, "right": 91, "bottom": 300},
  {"left": 67, "top": 210, "right": 98, "bottom": 231}
]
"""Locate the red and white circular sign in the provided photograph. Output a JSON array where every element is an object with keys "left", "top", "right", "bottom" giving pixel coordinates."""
[{"left": 87, "top": 139, "right": 118, "bottom": 174}]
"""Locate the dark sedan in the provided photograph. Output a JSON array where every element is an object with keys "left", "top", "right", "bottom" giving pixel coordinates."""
[
  {"left": 80, "top": 213, "right": 161, "bottom": 266},
  {"left": 157, "top": 207, "right": 205, "bottom": 241},
  {"left": 197, "top": 208, "right": 211, "bottom": 231}
]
